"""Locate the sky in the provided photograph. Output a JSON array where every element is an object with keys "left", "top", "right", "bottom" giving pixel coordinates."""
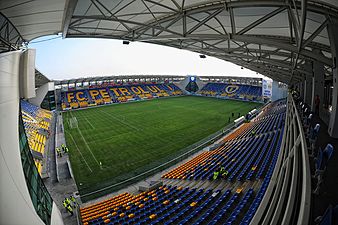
[{"left": 28, "top": 35, "right": 268, "bottom": 81}]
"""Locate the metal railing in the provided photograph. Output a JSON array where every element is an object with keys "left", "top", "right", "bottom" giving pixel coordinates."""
[{"left": 251, "top": 93, "right": 311, "bottom": 225}]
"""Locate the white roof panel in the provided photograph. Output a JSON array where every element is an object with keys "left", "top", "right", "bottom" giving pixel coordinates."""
[
  {"left": 1, "top": 0, "right": 337, "bottom": 83},
  {"left": 1, "top": 0, "right": 66, "bottom": 41}
]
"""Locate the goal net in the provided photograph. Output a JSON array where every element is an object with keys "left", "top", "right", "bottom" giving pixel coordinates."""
[{"left": 69, "top": 117, "right": 78, "bottom": 129}]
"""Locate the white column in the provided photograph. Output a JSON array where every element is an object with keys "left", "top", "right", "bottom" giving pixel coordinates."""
[
  {"left": 0, "top": 51, "right": 46, "bottom": 225},
  {"left": 328, "top": 20, "right": 338, "bottom": 138},
  {"left": 0, "top": 51, "right": 64, "bottom": 225},
  {"left": 298, "top": 80, "right": 304, "bottom": 99},
  {"left": 311, "top": 52, "right": 325, "bottom": 114},
  {"left": 29, "top": 82, "right": 55, "bottom": 107},
  {"left": 303, "top": 61, "right": 313, "bottom": 105}
]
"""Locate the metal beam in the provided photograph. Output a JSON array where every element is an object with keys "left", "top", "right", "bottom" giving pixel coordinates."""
[
  {"left": 65, "top": 0, "right": 338, "bottom": 84},
  {"left": 303, "top": 17, "right": 329, "bottom": 48},
  {"left": 229, "top": 7, "right": 236, "bottom": 34},
  {"left": 133, "top": 33, "right": 332, "bottom": 66},
  {"left": 237, "top": 7, "right": 286, "bottom": 35},
  {"left": 186, "top": 7, "right": 224, "bottom": 35},
  {"left": 61, "top": 0, "right": 78, "bottom": 38},
  {"left": 290, "top": 0, "right": 307, "bottom": 83},
  {"left": 0, "top": 12, "right": 25, "bottom": 53}
]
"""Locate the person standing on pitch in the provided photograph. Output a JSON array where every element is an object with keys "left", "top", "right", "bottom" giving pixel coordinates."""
[
  {"left": 61, "top": 144, "right": 66, "bottom": 153},
  {"left": 65, "top": 145, "right": 69, "bottom": 153},
  {"left": 63, "top": 198, "right": 73, "bottom": 216},
  {"left": 56, "top": 147, "right": 62, "bottom": 157},
  {"left": 70, "top": 195, "right": 77, "bottom": 208}
]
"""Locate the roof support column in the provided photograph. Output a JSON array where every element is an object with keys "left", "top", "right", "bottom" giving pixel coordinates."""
[
  {"left": 303, "top": 61, "right": 313, "bottom": 106},
  {"left": 311, "top": 52, "right": 325, "bottom": 116},
  {"left": 298, "top": 79, "right": 304, "bottom": 99},
  {"left": 328, "top": 20, "right": 338, "bottom": 138}
]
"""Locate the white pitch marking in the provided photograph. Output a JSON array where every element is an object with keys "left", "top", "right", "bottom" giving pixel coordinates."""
[
  {"left": 70, "top": 111, "right": 100, "bottom": 166},
  {"left": 66, "top": 131, "right": 93, "bottom": 173}
]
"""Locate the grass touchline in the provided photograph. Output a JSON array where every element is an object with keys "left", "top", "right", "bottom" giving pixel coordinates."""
[{"left": 63, "top": 96, "right": 261, "bottom": 199}]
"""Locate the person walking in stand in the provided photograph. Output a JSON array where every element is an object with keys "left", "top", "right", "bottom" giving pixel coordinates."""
[
  {"left": 222, "top": 170, "right": 229, "bottom": 178},
  {"left": 213, "top": 171, "right": 219, "bottom": 180},
  {"left": 220, "top": 166, "right": 228, "bottom": 178}
]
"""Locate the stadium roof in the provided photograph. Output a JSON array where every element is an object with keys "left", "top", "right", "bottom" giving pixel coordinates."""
[
  {"left": 0, "top": 0, "right": 66, "bottom": 50},
  {"left": 54, "top": 74, "right": 185, "bottom": 85},
  {"left": 1, "top": 0, "right": 338, "bottom": 84},
  {"left": 54, "top": 74, "right": 262, "bottom": 85},
  {"left": 35, "top": 69, "right": 51, "bottom": 87}
]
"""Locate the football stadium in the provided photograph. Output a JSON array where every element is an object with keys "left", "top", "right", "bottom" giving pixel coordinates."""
[{"left": 1, "top": 1, "right": 338, "bottom": 225}]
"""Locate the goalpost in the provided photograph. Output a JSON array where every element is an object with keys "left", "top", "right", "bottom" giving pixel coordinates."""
[{"left": 69, "top": 116, "right": 78, "bottom": 129}]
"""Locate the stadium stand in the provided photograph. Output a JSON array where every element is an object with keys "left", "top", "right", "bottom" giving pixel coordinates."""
[
  {"left": 21, "top": 100, "right": 52, "bottom": 174},
  {"left": 2, "top": 0, "right": 338, "bottom": 224},
  {"left": 162, "top": 99, "right": 285, "bottom": 181},
  {"left": 198, "top": 83, "right": 262, "bottom": 102},
  {"left": 80, "top": 99, "right": 286, "bottom": 224},
  {"left": 295, "top": 93, "right": 337, "bottom": 197},
  {"left": 61, "top": 83, "right": 183, "bottom": 110},
  {"left": 80, "top": 184, "right": 257, "bottom": 225}
]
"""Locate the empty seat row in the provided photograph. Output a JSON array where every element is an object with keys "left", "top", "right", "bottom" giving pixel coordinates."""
[
  {"left": 81, "top": 185, "right": 260, "bottom": 225},
  {"left": 80, "top": 99, "right": 287, "bottom": 225},
  {"left": 162, "top": 101, "right": 285, "bottom": 182},
  {"left": 198, "top": 83, "right": 262, "bottom": 101},
  {"left": 21, "top": 100, "right": 52, "bottom": 174},
  {"left": 61, "top": 83, "right": 183, "bottom": 110}
]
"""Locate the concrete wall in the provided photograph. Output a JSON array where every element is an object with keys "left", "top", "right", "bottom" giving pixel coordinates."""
[
  {"left": 271, "top": 81, "right": 288, "bottom": 101},
  {"left": 328, "top": 20, "right": 338, "bottom": 138},
  {"left": 195, "top": 76, "right": 207, "bottom": 91},
  {"left": 174, "top": 76, "right": 207, "bottom": 93},
  {"left": 0, "top": 51, "right": 63, "bottom": 225},
  {"left": 19, "top": 49, "right": 36, "bottom": 99},
  {"left": 51, "top": 203, "right": 64, "bottom": 225},
  {"left": 29, "top": 82, "right": 55, "bottom": 107}
]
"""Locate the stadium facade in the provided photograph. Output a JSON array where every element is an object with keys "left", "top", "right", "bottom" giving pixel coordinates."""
[{"left": 1, "top": 1, "right": 338, "bottom": 225}]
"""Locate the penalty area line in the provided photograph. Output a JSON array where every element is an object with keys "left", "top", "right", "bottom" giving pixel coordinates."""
[
  {"left": 66, "top": 131, "right": 93, "bottom": 173},
  {"left": 70, "top": 111, "right": 101, "bottom": 167},
  {"left": 84, "top": 117, "right": 95, "bottom": 129},
  {"left": 76, "top": 123, "right": 101, "bottom": 167},
  {"left": 100, "top": 110, "right": 141, "bottom": 131}
]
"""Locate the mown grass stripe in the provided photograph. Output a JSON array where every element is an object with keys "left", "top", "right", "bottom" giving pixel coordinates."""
[{"left": 63, "top": 96, "right": 261, "bottom": 196}]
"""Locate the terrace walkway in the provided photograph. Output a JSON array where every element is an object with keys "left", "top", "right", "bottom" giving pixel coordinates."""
[
  {"left": 310, "top": 114, "right": 338, "bottom": 224},
  {"left": 43, "top": 113, "right": 79, "bottom": 225}
]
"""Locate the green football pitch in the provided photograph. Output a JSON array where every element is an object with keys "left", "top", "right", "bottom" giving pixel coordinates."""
[{"left": 63, "top": 96, "right": 261, "bottom": 199}]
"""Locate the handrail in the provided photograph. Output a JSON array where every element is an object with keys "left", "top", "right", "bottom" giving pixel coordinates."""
[{"left": 250, "top": 93, "right": 311, "bottom": 225}]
